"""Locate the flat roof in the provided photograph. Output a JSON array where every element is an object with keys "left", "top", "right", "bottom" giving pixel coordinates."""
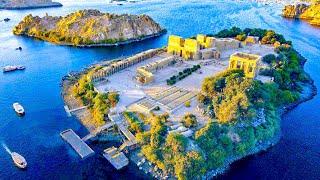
[
  {"left": 103, "top": 147, "right": 129, "bottom": 170},
  {"left": 232, "top": 52, "right": 261, "bottom": 60},
  {"left": 60, "top": 129, "right": 95, "bottom": 159}
]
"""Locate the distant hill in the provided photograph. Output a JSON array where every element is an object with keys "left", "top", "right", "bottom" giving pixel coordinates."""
[
  {"left": 0, "top": 0, "right": 62, "bottom": 9},
  {"left": 13, "top": 9, "right": 166, "bottom": 46}
]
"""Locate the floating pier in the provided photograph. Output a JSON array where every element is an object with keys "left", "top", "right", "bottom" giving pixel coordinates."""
[
  {"left": 103, "top": 146, "right": 129, "bottom": 170},
  {"left": 60, "top": 129, "right": 95, "bottom": 159}
]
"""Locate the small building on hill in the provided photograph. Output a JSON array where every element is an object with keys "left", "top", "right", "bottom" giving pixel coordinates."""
[
  {"left": 228, "top": 52, "right": 261, "bottom": 78},
  {"left": 244, "top": 36, "right": 260, "bottom": 45}
]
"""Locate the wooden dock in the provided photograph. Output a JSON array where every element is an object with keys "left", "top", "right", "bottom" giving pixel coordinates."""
[
  {"left": 60, "top": 129, "right": 95, "bottom": 159},
  {"left": 103, "top": 146, "right": 129, "bottom": 170}
]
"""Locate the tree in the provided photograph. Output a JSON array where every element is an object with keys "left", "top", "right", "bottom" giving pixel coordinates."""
[
  {"left": 165, "top": 133, "right": 188, "bottom": 154},
  {"left": 182, "top": 113, "right": 197, "bottom": 128},
  {"left": 136, "top": 132, "right": 151, "bottom": 145},
  {"left": 236, "top": 34, "right": 246, "bottom": 41},
  {"left": 174, "top": 151, "right": 206, "bottom": 180},
  {"left": 262, "top": 54, "right": 276, "bottom": 64},
  {"left": 108, "top": 92, "right": 119, "bottom": 107}
]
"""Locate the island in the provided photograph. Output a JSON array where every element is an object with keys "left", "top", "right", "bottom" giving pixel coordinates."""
[
  {"left": 12, "top": 9, "right": 166, "bottom": 47},
  {"left": 282, "top": 3, "right": 320, "bottom": 26},
  {"left": 61, "top": 27, "right": 316, "bottom": 179},
  {"left": 0, "top": 0, "right": 62, "bottom": 10}
]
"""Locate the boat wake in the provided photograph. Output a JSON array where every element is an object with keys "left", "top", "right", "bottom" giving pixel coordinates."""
[{"left": 2, "top": 143, "right": 12, "bottom": 155}]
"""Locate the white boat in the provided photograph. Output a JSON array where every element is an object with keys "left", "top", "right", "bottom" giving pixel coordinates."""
[
  {"left": 2, "top": 144, "right": 27, "bottom": 169},
  {"left": 3, "top": 65, "right": 25, "bottom": 73},
  {"left": 11, "top": 152, "right": 27, "bottom": 169},
  {"left": 13, "top": 102, "right": 25, "bottom": 115}
]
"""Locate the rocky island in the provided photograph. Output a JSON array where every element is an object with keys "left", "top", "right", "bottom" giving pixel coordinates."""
[
  {"left": 61, "top": 27, "right": 315, "bottom": 179},
  {"left": 282, "top": 3, "right": 320, "bottom": 26},
  {"left": 13, "top": 9, "right": 166, "bottom": 46},
  {"left": 0, "top": 0, "right": 62, "bottom": 10}
]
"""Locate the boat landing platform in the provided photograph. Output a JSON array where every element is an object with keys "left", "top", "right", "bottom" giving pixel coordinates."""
[{"left": 60, "top": 129, "right": 95, "bottom": 159}]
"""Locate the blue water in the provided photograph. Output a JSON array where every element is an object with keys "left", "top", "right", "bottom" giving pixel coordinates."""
[{"left": 0, "top": 0, "right": 319, "bottom": 179}]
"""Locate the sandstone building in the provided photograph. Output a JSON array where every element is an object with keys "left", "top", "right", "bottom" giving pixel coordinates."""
[
  {"left": 136, "top": 56, "right": 177, "bottom": 84},
  {"left": 228, "top": 52, "right": 261, "bottom": 78},
  {"left": 167, "top": 34, "right": 221, "bottom": 60}
]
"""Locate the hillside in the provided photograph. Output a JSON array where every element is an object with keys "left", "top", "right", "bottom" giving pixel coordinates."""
[
  {"left": 0, "top": 0, "right": 62, "bottom": 9},
  {"left": 282, "top": 3, "right": 320, "bottom": 26},
  {"left": 13, "top": 9, "right": 166, "bottom": 46}
]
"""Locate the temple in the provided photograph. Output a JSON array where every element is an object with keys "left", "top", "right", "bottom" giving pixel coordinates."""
[
  {"left": 228, "top": 52, "right": 261, "bottom": 78},
  {"left": 90, "top": 49, "right": 162, "bottom": 82},
  {"left": 136, "top": 55, "right": 177, "bottom": 84},
  {"left": 167, "top": 34, "right": 221, "bottom": 60}
]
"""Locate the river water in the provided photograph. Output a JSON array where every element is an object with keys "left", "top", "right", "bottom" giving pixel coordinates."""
[{"left": 0, "top": 0, "right": 319, "bottom": 179}]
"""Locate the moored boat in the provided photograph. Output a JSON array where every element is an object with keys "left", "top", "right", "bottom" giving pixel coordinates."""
[
  {"left": 3, "top": 65, "right": 25, "bottom": 73},
  {"left": 13, "top": 102, "right": 25, "bottom": 115}
]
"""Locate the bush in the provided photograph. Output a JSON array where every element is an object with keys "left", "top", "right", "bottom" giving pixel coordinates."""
[
  {"left": 166, "top": 65, "right": 201, "bottom": 86},
  {"left": 259, "top": 68, "right": 273, "bottom": 76},
  {"left": 124, "top": 111, "right": 144, "bottom": 134},
  {"left": 182, "top": 113, "right": 197, "bottom": 128},
  {"left": 236, "top": 34, "right": 246, "bottom": 41},
  {"left": 185, "top": 100, "right": 191, "bottom": 107},
  {"left": 262, "top": 54, "right": 276, "bottom": 64}
]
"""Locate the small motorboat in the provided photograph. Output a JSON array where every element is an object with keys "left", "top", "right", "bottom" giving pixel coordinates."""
[
  {"left": 11, "top": 152, "right": 27, "bottom": 169},
  {"left": 3, "top": 65, "right": 25, "bottom": 73},
  {"left": 13, "top": 102, "right": 25, "bottom": 116},
  {"left": 15, "top": 47, "right": 22, "bottom": 51},
  {"left": 2, "top": 143, "right": 27, "bottom": 169},
  {"left": 4, "top": 18, "right": 10, "bottom": 22}
]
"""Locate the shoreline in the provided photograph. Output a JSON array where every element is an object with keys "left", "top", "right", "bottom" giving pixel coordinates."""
[
  {"left": 16, "top": 29, "right": 167, "bottom": 48},
  {"left": 60, "top": 56, "right": 128, "bottom": 132},
  {"left": 0, "top": 3, "right": 62, "bottom": 10},
  {"left": 282, "top": 16, "right": 320, "bottom": 27}
]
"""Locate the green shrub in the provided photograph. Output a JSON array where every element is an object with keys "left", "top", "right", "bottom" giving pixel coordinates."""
[
  {"left": 185, "top": 100, "right": 191, "bottom": 107},
  {"left": 182, "top": 113, "right": 197, "bottom": 128}
]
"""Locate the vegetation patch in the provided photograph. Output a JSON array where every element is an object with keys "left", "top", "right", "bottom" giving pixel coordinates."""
[
  {"left": 70, "top": 69, "right": 119, "bottom": 126},
  {"left": 124, "top": 111, "right": 144, "bottom": 134},
  {"left": 136, "top": 114, "right": 205, "bottom": 180},
  {"left": 166, "top": 65, "right": 201, "bottom": 85}
]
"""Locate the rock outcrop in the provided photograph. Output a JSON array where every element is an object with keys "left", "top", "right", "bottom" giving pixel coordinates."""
[
  {"left": 13, "top": 9, "right": 166, "bottom": 46},
  {"left": 0, "top": 0, "right": 62, "bottom": 9},
  {"left": 282, "top": 3, "right": 320, "bottom": 26},
  {"left": 300, "top": 4, "right": 320, "bottom": 26},
  {"left": 282, "top": 3, "right": 309, "bottom": 18}
]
